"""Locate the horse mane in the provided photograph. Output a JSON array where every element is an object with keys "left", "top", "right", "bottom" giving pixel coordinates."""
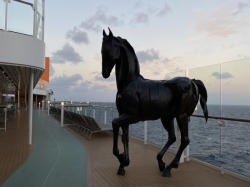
[{"left": 114, "top": 37, "right": 140, "bottom": 76}]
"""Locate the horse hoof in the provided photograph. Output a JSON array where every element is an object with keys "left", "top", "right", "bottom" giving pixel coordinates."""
[
  {"left": 117, "top": 168, "right": 125, "bottom": 175},
  {"left": 125, "top": 159, "right": 130, "bottom": 166},
  {"left": 162, "top": 169, "right": 171, "bottom": 177},
  {"left": 158, "top": 161, "right": 165, "bottom": 172}
]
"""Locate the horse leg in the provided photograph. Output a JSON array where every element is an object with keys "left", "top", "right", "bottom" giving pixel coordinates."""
[
  {"left": 112, "top": 114, "right": 139, "bottom": 175},
  {"left": 162, "top": 113, "right": 189, "bottom": 177},
  {"left": 121, "top": 124, "right": 130, "bottom": 166},
  {"left": 157, "top": 115, "right": 176, "bottom": 172}
]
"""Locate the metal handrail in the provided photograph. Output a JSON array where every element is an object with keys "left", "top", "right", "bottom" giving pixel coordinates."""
[
  {"left": 52, "top": 103, "right": 250, "bottom": 123},
  {"left": 192, "top": 114, "right": 250, "bottom": 123}
]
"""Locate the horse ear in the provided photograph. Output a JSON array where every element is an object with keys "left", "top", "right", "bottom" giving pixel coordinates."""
[
  {"left": 103, "top": 29, "right": 107, "bottom": 37},
  {"left": 108, "top": 27, "right": 113, "bottom": 38}
]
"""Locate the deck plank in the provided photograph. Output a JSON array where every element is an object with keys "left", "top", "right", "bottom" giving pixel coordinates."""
[
  {"left": 66, "top": 125, "right": 250, "bottom": 187},
  {"left": 0, "top": 110, "right": 32, "bottom": 185}
]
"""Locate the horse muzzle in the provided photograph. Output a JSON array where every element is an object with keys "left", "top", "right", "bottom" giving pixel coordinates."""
[{"left": 102, "top": 70, "right": 110, "bottom": 79}]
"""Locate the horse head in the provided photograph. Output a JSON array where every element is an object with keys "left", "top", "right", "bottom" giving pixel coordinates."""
[{"left": 101, "top": 28, "right": 120, "bottom": 79}]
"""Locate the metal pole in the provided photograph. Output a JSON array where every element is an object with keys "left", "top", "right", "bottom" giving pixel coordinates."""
[
  {"left": 185, "top": 69, "right": 190, "bottom": 161},
  {"left": 25, "top": 85, "right": 27, "bottom": 104},
  {"left": 18, "top": 89, "right": 20, "bottom": 108},
  {"left": 85, "top": 108, "right": 86, "bottom": 115},
  {"left": 61, "top": 102, "right": 64, "bottom": 127},
  {"left": 33, "top": 0, "right": 37, "bottom": 37},
  {"left": 47, "top": 101, "right": 50, "bottom": 116},
  {"left": 42, "top": 101, "right": 44, "bottom": 111},
  {"left": 4, "top": 108, "right": 7, "bottom": 131},
  {"left": 93, "top": 108, "right": 95, "bottom": 119},
  {"left": 39, "top": 102, "right": 40, "bottom": 110},
  {"left": 176, "top": 121, "right": 184, "bottom": 163},
  {"left": 5, "top": 0, "right": 8, "bottom": 31},
  {"left": 104, "top": 109, "right": 107, "bottom": 125},
  {"left": 36, "top": 94, "right": 37, "bottom": 107},
  {"left": 144, "top": 121, "right": 147, "bottom": 144},
  {"left": 42, "top": 0, "right": 45, "bottom": 41},
  {"left": 28, "top": 71, "right": 34, "bottom": 145},
  {"left": 220, "top": 63, "right": 224, "bottom": 174}
]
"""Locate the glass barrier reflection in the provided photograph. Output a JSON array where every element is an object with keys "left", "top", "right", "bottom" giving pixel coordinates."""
[
  {"left": 0, "top": 1, "right": 5, "bottom": 30},
  {"left": 189, "top": 64, "right": 221, "bottom": 167},
  {"left": 8, "top": 0, "right": 33, "bottom": 35},
  {"left": 221, "top": 58, "right": 250, "bottom": 177}
]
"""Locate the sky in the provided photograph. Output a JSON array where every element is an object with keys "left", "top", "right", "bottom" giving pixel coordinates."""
[{"left": 43, "top": 0, "right": 250, "bottom": 103}]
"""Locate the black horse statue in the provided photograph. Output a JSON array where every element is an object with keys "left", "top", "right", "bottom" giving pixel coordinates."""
[{"left": 101, "top": 28, "right": 208, "bottom": 177}]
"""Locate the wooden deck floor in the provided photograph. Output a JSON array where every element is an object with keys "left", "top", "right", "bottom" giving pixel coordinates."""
[
  {"left": 0, "top": 110, "right": 32, "bottom": 185},
  {"left": 0, "top": 109, "right": 250, "bottom": 187},
  {"left": 66, "top": 126, "right": 250, "bottom": 187}
]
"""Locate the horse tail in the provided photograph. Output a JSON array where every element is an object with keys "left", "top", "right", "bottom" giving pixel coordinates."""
[{"left": 192, "top": 79, "right": 208, "bottom": 122}]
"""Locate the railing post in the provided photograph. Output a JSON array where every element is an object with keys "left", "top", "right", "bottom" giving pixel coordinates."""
[
  {"left": 47, "top": 101, "right": 50, "bottom": 116},
  {"left": 61, "top": 102, "right": 64, "bottom": 128},
  {"left": 93, "top": 107, "right": 95, "bottom": 119},
  {"left": 104, "top": 108, "right": 107, "bottom": 125},
  {"left": 42, "top": 100, "right": 44, "bottom": 111},
  {"left": 184, "top": 145, "right": 190, "bottom": 161},
  {"left": 176, "top": 121, "right": 184, "bottom": 163},
  {"left": 42, "top": 0, "right": 45, "bottom": 41},
  {"left": 33, "top": 0, "right": 37, "bottom": 38},
  {"left": 4, "top": 107, "right": 7, "bottom": 131},
  {"left": 85, "top": 107, "right": 87, "bottom": 115},
  {"left": 144, "top": 121, "right": 147, "bottom": 144},
  {"left": 39, "top": 102, "right": 40, "bottom": 110},
  {"left": 5, "top": 0, "right": 8, "bottom": 31}
]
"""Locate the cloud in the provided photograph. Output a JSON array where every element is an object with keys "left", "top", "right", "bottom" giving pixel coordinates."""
[
  {"left": 136, "top": 48, "right": 160, "bottom": 63},
  {"left": 164, "top": 75, "right": 172, "bottom": 80},
  {"left": 134, "top": 0, "right": 143, "bottom": 8},
  {"left": 51, "top": 43, "right": 83, "bottom": 64},
  {"left": 66, "top": 26, "right": 89, "bottom": 44},
  {"left": 71, "top": 80, "right": 109, "bottom": 93},
  {"left": 130, "top": 12, "right": 149, "bottom": 24},
  {"left": 237, "top": 54, "right": 249, "bottom": 58},
  {"left": 48, "top": 73, "right": 116, "bottom": 102},
  {"left": 95, "top": 72, "right": 116, "bottom": 82},
  {"left": 195, "top": 2, "right": 250, "bottom": 37},
  {"left": 232, "top": 2, "right": 249, "bottom": 16},
  {"left": 50, "top": 64, "right": 55, "bottom": 77},
  {"left": 93, "top": 53, "right": 101, "bottom": 61},
  {"left": 79, "top": 5, "right": 124, "bottom": 32},
  {"left": 153, "top": 71, "right": 160, "bottom": 75},
  {"left": 91, "top": 71, "right": 99, "bottom": 74},
  {"left": 50, "top": 74, "right": 83, "bottom": 87},
  {"left": 211, "top": 72, "right": 234, "bottom": 79},
  {"left": 156, "top": 3, "right": 172, "bottom": 17}
]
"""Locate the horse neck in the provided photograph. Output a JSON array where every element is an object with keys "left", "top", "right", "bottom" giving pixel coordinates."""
[{"left": 115, "top": 47, "right": 140, "bottom": 92}]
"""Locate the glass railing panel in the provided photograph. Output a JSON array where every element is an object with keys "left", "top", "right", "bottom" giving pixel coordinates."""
[
  {"left": 222, "top": 58, "right": 250, "bottom": 117},
  {"left": 0, "top": 1, "right": 5, "bottom": 30},
  {"left": 189, "top": 64, "right": 221, "bottom": 167},
  {"left": 106, "top": 108, "right": 113, "bottom": 126},
  {"left": 164, "top": 70, "right": 186, "bottom": 80},
  {"left": 221, "top": 120, "right": 250, "bottom": 177},
  {"left": 147, "top": 119, "right": 164, "bottom": 147},
  {"left": 221, "top": 58, "right": 250, "bottom": 177},
  {"left": 36, "top": 0, "right": 43, "bottom": 40},
  {"left": 8, "top": 0, "right": 33, "bottom": 35},
  {"left": 98, "top": 108, "right": 104, "bottom": 125},
  {"left": 129, "top": 122, "right": 144, "bottom": 140}
]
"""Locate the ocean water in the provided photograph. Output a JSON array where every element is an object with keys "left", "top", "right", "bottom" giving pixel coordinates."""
[{"left": 75, "top": 102, "right": 250, "bottom": 177}]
